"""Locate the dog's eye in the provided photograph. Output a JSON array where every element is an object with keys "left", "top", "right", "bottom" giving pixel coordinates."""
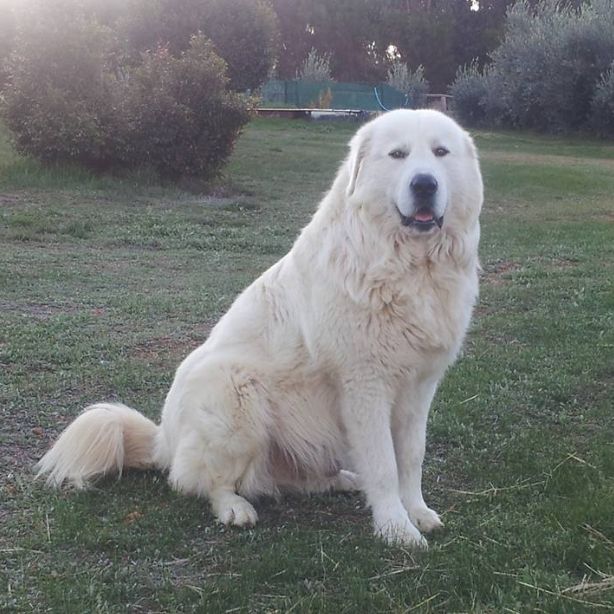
[
  {"left": 389, "top": 149, "right": 408, "bottom": 160},
  {"left": 433, "top": 146, "right": 450, "bottom": 158}
]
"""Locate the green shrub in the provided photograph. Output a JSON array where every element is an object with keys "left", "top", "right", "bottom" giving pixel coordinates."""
[
  {"left": 121, "top": 35, "right": 250, "bottom": 180},
  {"left": 0, "top": 1, "right": 16, "bottom": 89},
  {"left": 449, "top": 61, "right": 488, "bottom": 126},
  {"left": 386, "top": 62, "right": 428, "bottom": 108},
  {"left": 297, "top": 48, "right": 334, "bottom": 82},
  {"left": 590, "top": 62, "right": 614, "bottom": 137},
  {"left": 1, "top": 2, "right": 249, "bottom": 182},
  {"left": 2, "top": 3, "right": 121, "bottom": 167},
  {"left": 450, "top": 0, "right": 614, "bottom": 134},
  {"left": 495, "top": 0, "right": 614, "bottom": 132}
]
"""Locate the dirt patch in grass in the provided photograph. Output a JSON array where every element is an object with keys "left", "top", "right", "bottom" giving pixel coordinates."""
[
  {"left": 1, "top": 440, "right": 39, "bottom": 476},
  {"left": 544, "top": 256, "right": 579, "bottom": 269},
  {"left": 0, "top": 193, "right": 23, "bottom": 205},
  {"left": 0, "top": 421, "right": 43, "bottom": 503},
  {"left": 131, "top": 328, "right": 212, "bottom": 367},
  {"left": 258, "top": 492, "right": 368, "bottom": 528},
  {"left": 481, "top": 260, "right": 523, "bottom": 286},
  {"left": 0, "top": 299, "right": 83, "bottom": 320},
  {"left": 596, "top": 211, "right": 614, "bottom": 223}
]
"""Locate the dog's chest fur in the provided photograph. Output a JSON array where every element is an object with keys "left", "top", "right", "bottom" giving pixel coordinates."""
[
  {"left": 299, "top": 241, "right": 478, "bottom": 380},
  {"left": 362, "top": 260, "right": 476, "bottom": 363}
]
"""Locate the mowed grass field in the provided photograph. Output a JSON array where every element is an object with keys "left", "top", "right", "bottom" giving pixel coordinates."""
[{"left": 1, "top": 117, "right": 613, "bottom": 612}]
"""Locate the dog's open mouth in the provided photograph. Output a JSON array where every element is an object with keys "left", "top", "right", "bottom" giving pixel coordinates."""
[{"left": 398, "top": 208, "right": 444, "bottom": 231}]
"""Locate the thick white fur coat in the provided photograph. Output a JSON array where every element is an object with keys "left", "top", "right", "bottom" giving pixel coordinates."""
[{"left": 37, "top": 110, "right": 483, "bottom": 547}]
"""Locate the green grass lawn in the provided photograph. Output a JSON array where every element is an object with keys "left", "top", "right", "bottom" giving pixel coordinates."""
[{"left": 1, "top": 118, "right": 613, "bottom": 612}]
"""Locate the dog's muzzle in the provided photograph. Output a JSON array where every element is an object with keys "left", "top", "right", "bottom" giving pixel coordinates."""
[{"left": 399, "top": 173, "right": 443, "bottom": 231}]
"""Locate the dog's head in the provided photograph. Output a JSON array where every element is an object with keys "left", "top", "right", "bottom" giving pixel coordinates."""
[{"left": 345, "top": 109, "right": 482, "bottom": 237}]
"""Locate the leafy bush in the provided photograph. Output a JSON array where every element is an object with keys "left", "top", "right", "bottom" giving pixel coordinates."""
[
  {"left": 495, "top": 0, "right": 614, "bottom": 132},
  {"left": 386, "top": 61, "right": 428, "bottom": 108},
  {"left": 590, "top": 62, "right": 614, "bottom": 137},
  {"left": 121, "top": 35, "right": 250, "bottom": 180},
  {"left": 449, "top": 61, "right": 488, "bottom": 126},
  {"left": 297, "top": 48, "right": 334, "bottom": 82},
  {"left": 450, "top": 0, "right": 614, "bottom": 134},
  {"left": 0, "top": 1, "right": 16, "bottom": 89},
  {"left": 449, "top": 61, "right": 508, "bottom": 127},
  {"left": 1, "top": 4, "right": 121, "bottom": 167},
  {"left": 1, "top": 3, "right": 250, "bottom": 181}
]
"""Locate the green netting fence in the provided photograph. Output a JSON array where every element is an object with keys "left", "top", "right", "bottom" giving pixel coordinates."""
[{"left": 261, "top": 80, "right": 412, "bottom": 111}]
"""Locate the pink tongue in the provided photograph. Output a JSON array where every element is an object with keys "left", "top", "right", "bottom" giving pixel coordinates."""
[{"left": 414, "top": 211, "right": 434, "bottom": 222}]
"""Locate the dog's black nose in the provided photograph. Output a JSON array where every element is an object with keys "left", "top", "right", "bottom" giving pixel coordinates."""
[{"left": 410, "top": 173, "right": 438, "bottom": 197}]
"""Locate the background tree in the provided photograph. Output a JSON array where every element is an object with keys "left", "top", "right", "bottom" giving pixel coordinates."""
[
  {"left": 384, "top": 4, "right": 456, "bottom": 92},
  {"left": 0, "top": 0, "right": 17, "bottom": 88},
  {"left": 270, "top": 0, "right": 521, "bottom": 89},
  {"left": 1, "top": 0, "right": 546, "bottom": 94},
  {"left": 200, "top": 0, "right": 279, "bottom": 91},
  {"left": 117, "top": 0, "right": 279, "bottom": 92},
  {"left": 271, "top": 0, "right": 387, "bottom": 83},
  {"left": 268, "top": 0, "right": 313, "bottom": 81},
  {"left": 382, "top": 0, "right": 520, "bottom": 92}
]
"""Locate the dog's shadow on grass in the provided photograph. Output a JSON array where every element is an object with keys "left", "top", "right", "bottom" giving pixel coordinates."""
[{"left": 52, "top": 470, "right": 372, "bottom": 543}]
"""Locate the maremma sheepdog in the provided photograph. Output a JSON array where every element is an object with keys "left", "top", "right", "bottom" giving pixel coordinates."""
[{"left": 37, "top": 109, "right": 483, "bottom": 548}]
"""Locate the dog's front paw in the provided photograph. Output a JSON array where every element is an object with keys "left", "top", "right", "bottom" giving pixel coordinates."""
[
  {"left": 212, "top": 493, "right": 258, "bottom": 527},
  {"left": 407, "top": 505, "right": 443, "bottom": 534},
  {"left": 373, "top": 504, "right": 427, "bottom": 549}
]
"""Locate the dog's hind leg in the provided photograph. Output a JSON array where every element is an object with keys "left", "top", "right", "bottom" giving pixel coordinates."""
[
  {"left": 169, "top": 429, "right": 262, "bottom": 526},
  {"left": 165, "top": 360, "right": 272, "bottom": 527}
]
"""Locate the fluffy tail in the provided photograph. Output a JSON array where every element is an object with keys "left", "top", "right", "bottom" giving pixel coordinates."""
[{"left": 35, "top": 402, "right": 160, "bottom": 489}]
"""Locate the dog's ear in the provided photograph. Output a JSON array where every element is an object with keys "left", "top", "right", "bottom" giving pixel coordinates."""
[{"left": 346, "top": 128, "right": 371, "bottom": 197}]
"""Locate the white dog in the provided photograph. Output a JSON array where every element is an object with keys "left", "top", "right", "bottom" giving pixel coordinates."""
[{"left": 37, "top": 109, "right": 483, "bottom": 548}]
